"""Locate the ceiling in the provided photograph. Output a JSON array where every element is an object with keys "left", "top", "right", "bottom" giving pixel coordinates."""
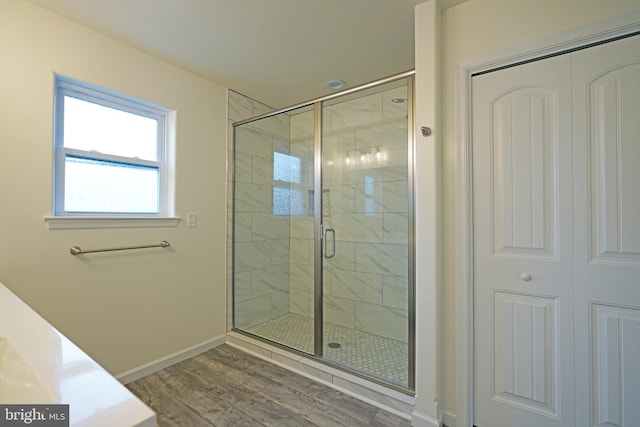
[{"left": 26, "top": 0, "right": 466, "bottom": 108}]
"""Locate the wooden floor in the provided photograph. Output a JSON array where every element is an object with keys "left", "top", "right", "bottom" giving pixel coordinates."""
[{"left": 126, "top": 344, "right": 412, "bottom": 427}]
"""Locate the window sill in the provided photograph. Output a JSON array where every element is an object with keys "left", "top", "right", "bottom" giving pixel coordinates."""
[{"left": 44, "top": 216, "right": 181, "bottom": 230}]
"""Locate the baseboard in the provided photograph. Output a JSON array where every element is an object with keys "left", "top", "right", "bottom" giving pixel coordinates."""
[
  {"left": 115, "top": 334, "right": 226, "bottom": 384},
  {"left": 442, "top": 411, "right": 456, "bottom": 427},
  {"left": 411, "top": 410, "right": 440, "bottom": 427}
]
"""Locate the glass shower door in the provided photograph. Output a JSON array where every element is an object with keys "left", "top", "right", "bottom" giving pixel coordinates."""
[
  {"left": 320, "top": 79, "right": 412, "bottom": 387},
  {"left": 233, "top": 105, "right": 316, "bottom": 354},
  {"left": 232, "top": 73, "right": 414, "bottom": 390}
]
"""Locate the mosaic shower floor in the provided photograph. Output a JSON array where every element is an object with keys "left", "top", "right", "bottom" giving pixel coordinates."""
[{"left": 246, "top": 313, "right": 408, "bottom": 386}]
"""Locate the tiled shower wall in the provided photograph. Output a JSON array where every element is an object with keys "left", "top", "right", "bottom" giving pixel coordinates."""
[
  {"left": 286, "top": 86, "right": 410, "bottom": 343},
  {"left": 227, "top": 91, "right": 278, "bottom": 330},
  {"left": 286, "top": 111, "right": 315, "bottom": 320},
  {"left": 227, "top": 85, "right": 410, "bottom": 343}
]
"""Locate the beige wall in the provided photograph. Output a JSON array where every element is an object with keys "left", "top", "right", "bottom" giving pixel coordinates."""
[
  {"left": 435, "top": 0, "right": 640, "bottom": 418},
  {"left": 2, "top": 0, "right": 639, "bottom": 418},
  {"left": 0, "top": 0, "right": 228, "bottom": 375}
]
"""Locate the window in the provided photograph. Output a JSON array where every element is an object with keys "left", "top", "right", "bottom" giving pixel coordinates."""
[
  {"left": 53, "top": 76, "right": 172, "bottom": 218},
  {"left": 272, "top": 152, "right": 308, "bottom": 216}
]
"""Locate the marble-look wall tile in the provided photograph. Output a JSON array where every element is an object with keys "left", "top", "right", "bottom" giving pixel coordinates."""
[
  {"left": 227, "top": 177, "right": 234, "bottom": 210},
  {"left": 271, "top": 239, "right": 290, "bottom": 265},
  {"left": 290, "top": 109, "right": 314, "bottom": 140},
  {"left": 356, "top": 243, "right": 408, "bottom": 277},
  {"left": 323, "top": 269, "right": 331, "bottom": 295},
  {"left": 227, "top": 146, "right": 234, "bottom": 181},
  {"left": 355, "top": 181, "right": 383, "bottom": 214},
  {"left": 234, "top": 240, "right": 272, "bottom": 272},
  {"left": 330, "top": 213, "right": 382, "bottom": 243},
  {"left": 229, "top": 90, "right": 253, "bottom": 122},
  {"left": 329, "top": 93, "right": 383, "bottom": 130},
  {"left": 253, "top": 113, "right": 289, "bottom": 140},
  {"left": 324, "top": 295, "right": 355, "bottom": 329},
  {"left": 229, "top": 89, "right": 412, "bottom": 342},
  {"left": 382, "top": 86, "right": 408, "bottom": 121},
  {"left": 252, "top": 264, "right": 290, "bottom": 296},
  {"left": 234, "top": 152, "right": 252, "bottom": 183},
  {"left": 290, "top": 238, "right": 313, "bottom": 266},
  {"left": 384, "top": 146, "right": 409, "bottom": 170},
  {"left": 233, "top": 212, "right": 252, "bottom": 242},
  {"left": 290, "top": 137, "right": 313, "bottom": 162},
  {"left": 271, "top": 290, "right": 290, "bottom": 318},
  {"left": 252, "top": 213, "right": 290, "bottom": 240},
  {"left": 382, "top": 276, "right": 408, "bottom": 310},
  {"left": 323, "top": 241, "right": 356, "bottom": 271},
  {"left": 235, "top": 126, "right": 274, "bottom": 159},
  {"left": 355, "top": 302, "right": 408, "bottom": 342},
  {"left": 323, "top": 184, "right": 356, "bottom": 214},
  {"left": 333, "top": 160, "right": 383, "bottom": 185},
  {"left": 233, "top": 271, "right": 252, "bottom": 303},
  {"left": 303, "top": 162, "right": 314, "bottom": 189},
  {"left": 383, "top": 166, "right": 408, "bottom": 183},
  {"left": 235, "top": 294, "right": 273, "bottom": 329},
  {"left": 355, "top": 119, "right": 407, "bottom": 152},
  {"left": 234, "top": 183, "right": 271, "bottom": 213},
  {"left": 382, "top": 212, "right": 408, "bottom": 245},
  {"left": 290, "top": 216, "right": 314, "bottom": 238},
  {"left": 385, "top": 181, "right": 409, "bottom": 213},
  {"left": 290, "top": 288, "right": 313, "bottom": 318},
  {"left": 251, "top": 156, "right": 274, "bottom": 185},
  {"left": 330, "top": 270, "right": 383, "bottom": 305},
  {"left": 382, "top": 149, "right": 409, "bottom": 182},
  {"left": 290, "top": 263, "right": 313, "bottom": 291},
  {"left": 326, "top": 164, "right": 382, "bottom": 190},
  {"left": 252, "top": 101, "right": 276, "bottom": 117},
  {"left": 228, "top": 91, "right": 281, "bottom": 331},
  {"left": 357, "top": 181, "right": 407, "bottom": 214},
  {"left": 273, "top": 136, "right": 292, "bottom": 155},
  {"left": 323, "top": 128, "right": 356, "bottom": 161}
]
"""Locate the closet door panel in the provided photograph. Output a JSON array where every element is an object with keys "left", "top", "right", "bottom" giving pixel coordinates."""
[
  {"left": 472, "top": 53, "right": 574, "bottom": 427},
  {"left": 572, "top": 34, "right": 640, "bottom": 427}
]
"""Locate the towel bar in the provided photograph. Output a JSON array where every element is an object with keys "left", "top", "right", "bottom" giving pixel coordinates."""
[{"left": 69, "top": 240, "right": 170, "bottom": 255}]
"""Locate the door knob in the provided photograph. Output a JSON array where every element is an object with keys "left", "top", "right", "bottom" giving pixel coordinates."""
[{"left": 520, "top": 272, "right": 532, "bottom": 282}]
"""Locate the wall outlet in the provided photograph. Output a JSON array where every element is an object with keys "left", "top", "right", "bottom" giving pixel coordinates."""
[{"left": 187, "top": 212, "right": 197, "bottom": 228}]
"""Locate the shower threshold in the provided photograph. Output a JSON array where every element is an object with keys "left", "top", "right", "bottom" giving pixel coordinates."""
[{"left": 245, "top": 313, "right": 408, "bottom": 386}]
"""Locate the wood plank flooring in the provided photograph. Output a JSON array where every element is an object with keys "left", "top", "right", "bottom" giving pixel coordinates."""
[{"left": 126, "top": 344, "right": 412, "bottom": 427}]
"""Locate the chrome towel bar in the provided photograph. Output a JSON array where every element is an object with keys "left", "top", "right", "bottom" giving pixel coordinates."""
[{"left": 70, "top": 240, "right": 171, "bottom": 256}]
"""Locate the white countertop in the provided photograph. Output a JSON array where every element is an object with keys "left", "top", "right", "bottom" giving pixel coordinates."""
[{"left": 0, "top": 282, "right": 156, "bottom": 427}]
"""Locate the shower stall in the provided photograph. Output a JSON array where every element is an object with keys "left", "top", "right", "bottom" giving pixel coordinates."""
[{"left": 231, "top": 71, "right": 414, "bottom": 391}]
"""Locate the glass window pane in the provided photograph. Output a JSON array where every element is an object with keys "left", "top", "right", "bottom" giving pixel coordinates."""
[
  {"left": 273, "top": 187, "right": 307, "bottom": 216},
  {"left": 63, "top": 96, "right": 158, "bottom": 161},
  {"left": 273, "top": 152, "right": 301, "bottom": 183},
  {"left": 273, "top": 187, "right": 289, "bottom": 215},
  {"left": 64, "top": 156, "right": 159, "bottom": 213}
]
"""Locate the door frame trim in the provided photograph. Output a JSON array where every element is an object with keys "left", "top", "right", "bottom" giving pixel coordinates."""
[{"left": 455, "top": 10, "right": 640, "bottom": 427}]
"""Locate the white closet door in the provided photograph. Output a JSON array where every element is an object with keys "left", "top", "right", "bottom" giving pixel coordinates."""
[
  {"left": 572, "top": 34, "right": 640, "bottom": 427},
  {"left": 472, "top": 54, "right": 575, "bottom": 427}
]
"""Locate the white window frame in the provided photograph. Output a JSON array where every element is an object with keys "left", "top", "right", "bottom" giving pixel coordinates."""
[{"left": 47, "top": 76, "right": 177, "bottom": 228}]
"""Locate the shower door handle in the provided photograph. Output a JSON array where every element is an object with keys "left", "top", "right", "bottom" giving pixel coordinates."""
[{"left": 324, "top": 227, "right": 336, "bottom": 259}]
